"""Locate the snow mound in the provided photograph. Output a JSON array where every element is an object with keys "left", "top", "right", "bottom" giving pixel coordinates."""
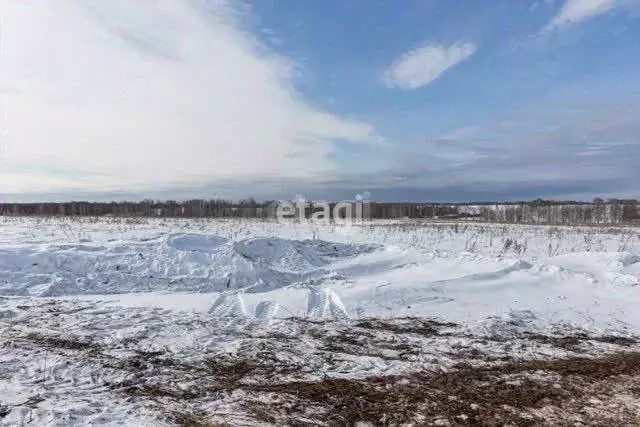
[
  {"left": 306, "top": 288, "right": 349, "bottom": 320},
  {"left": 167, "top": 234, "right": 228, "bottom": 252},
  {"left": 234, "top": 238, "right": 368, "bottom": 273},
  {"left": 209, "top": 292, "right": 247, "bottom": 318},
  {"left": 546, "top": 252, "right": 640, "bottom": 286},
  {"left": 198, "top": 249, "right": 640, "bottom": 327},
  {"left": 0, "top": 235, "right": 378, "bottom": 297}
]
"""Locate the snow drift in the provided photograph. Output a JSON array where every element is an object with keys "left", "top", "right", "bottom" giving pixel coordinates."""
[
  {"left": 0, "top": 235, "right": 378, "bottom": 297},
  {"left": 0, "top": 229, "right": 639, "bottom": 329}
]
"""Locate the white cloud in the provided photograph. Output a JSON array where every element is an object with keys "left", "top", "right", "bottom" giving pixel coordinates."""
[
  {"left": 0, "top": 0, "right": 380, "bottom": 194},
  {"left": 543, "top": 0, "right": 634, "bottom": 31},
  {"left": 384, "top": 42, "right": 477, "bottom": 90}
]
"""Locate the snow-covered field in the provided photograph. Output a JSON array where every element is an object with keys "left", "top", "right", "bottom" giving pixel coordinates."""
[{"left": 1, "top": 217, "right": 640, "bottom": 425}]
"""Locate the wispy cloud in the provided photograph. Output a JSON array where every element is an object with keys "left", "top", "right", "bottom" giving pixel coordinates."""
[
  {"left": 543, "top": 0, "right": 634, "bottom": 31},
  {"left": 384, "top": 42, "right": 477, "bottom": 90},
  {"left": 0, "top": 0, "right": 380, "bottom": 194},
  {"left": 372, "top": 95, "right": 640, "bottom": 199}
]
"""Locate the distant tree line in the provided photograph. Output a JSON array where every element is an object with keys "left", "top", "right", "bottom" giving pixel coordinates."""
[
  {"left": 0, "top": 197, "right": 639, "bottom": 224},
  {"left": 467, "top": 199, "right": 640, "bottom": 225}
]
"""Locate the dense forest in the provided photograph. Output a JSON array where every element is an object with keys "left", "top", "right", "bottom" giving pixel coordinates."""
[{"left": 1, "top": 197, "right": 639, "bottom": 225}]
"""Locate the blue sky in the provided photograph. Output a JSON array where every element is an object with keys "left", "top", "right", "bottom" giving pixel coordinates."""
[{"left": 1, "top": 0, "right": 639, "bottom": 202}]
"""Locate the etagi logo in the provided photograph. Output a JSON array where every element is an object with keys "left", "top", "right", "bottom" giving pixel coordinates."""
[{"left": 274, "top": 193, "right": 371, "bottom": 225}]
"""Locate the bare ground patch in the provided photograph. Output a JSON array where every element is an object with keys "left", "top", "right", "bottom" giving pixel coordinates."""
[
  {"left": 3, "top": 304, "right": 640, "bottom": 426},
  {"left": 242, "top": 352, "right": 640, "bottom": 426},
  {"left": 98, "top": 319, "right": 640, "bottom": 426}
]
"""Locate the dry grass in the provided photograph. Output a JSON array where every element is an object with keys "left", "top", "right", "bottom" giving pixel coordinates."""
[
  {"left": 521, "top": 332, "right": 637, "bottom": 350},
  {"left": 172, "top": 410, "right": 230, "bottom": 427},
  {"left": 354, "top": 317, "right": 457, "bottom": 336},
  {"left": 100, "top": 337, "right": 640, "bottom": 426},
  {"left": 23, "top": 332, "right": 100, "bottom": 352},
  {"left": 6, "top": 309, "right": 640, "bottom": 425},
  {"left": 0, "top": 404, "right": 10, "bottom": 419},
  {"left": 244, "top": 352, "right": 640, "bottom": 426}
]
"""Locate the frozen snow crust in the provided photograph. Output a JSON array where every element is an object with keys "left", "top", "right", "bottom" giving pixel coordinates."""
[
  {"left": 0, "top": 220, "right": 639, "bottom": 330},
  {"left": 0, "top": 234, "right": 378, "bottom": 297}
]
